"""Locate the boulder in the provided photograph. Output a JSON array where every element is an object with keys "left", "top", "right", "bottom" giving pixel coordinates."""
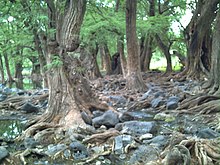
[
  {"left": 0, "top": 146, "right": 9, "bottom": 161},
  {"left": 166, "top": 96, "right": 180, "bottom": 110},
  {"left": 92, "top": 110, "right": 119, "bottom": 128},
  {"left": 197, "top": 128, "right": 220, "bottom": 139},
  {"left": 129, "top": 145, "right": 158, "bottom": 164},
  {"left": 116, "top": 121, "right": 158, "bottom": 136},
  {"left": 0, "top": 94, "right": 7, "bottom": 102},
  {"left": 24, "top": 137, "right": 38, "bottom": 149},
  {"left": 46, "top": 144, "right": 68, "bottom": 156},
  {"left": 20, "top": 102, "right": 39, "bottom": 113},
  {"left": 81, "top": 111, "right": 92, "bottom": 125},
  {"left": 151, "top": 97, "right": 165, "bottom": 108},
  {"left": 109, "top": 95, "right": 126, "bottom": 104},
  {"left": 114, "top": 135, "right": 133, "bottom": 154},
  {"left": 69, "top": 140, "right": 88, "bottom": 160}
]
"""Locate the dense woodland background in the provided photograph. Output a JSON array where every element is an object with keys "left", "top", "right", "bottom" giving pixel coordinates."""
[
  {"left": 0, "top": 0, "right": 219, "bottom": 91},
  {"left": 0, "top": 0, "right": 220, "bottom": 164}
]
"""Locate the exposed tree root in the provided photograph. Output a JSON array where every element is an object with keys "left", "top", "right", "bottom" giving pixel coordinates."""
[
  {"left": 17, "top": 122, "right": 62, "bottom": 143},
  {"left": 128, "top": 99, "right": 151, "bottom": 111},
  {"left": 0, "top": 94, "right": 48, "bottom": 110},
  {"left": 178, "top": 99, "right": 220, "bottom": 115},
  {"left": 150, "top": 135, "right": 220, "bottom": 165},
  {"left": 82, "top": 128, "right": 120, "bottom": 144},
  {"left": 81, "top": 150, "right": 111, "bottom": 164},
  {"left": 178, "top": 95, "right": 220, "bottom": 110}
]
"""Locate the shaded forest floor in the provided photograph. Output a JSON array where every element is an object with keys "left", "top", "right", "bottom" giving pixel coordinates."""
[{"left": 0, "top": 71, "right": 220, "bottom": 165}]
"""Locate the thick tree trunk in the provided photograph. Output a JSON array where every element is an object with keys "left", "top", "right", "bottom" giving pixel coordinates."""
[
  {"left": 117, "top": 36, "right": 127, "bottom": 77},
  {"left": 140, "top": 0, "right": 154, "bottom": 72},
  {"left": 99, "top": 43, "right": 112, "bottom": 75},
  {"left": 155, "top": 34, "right": 172, "bottom": 73},
  {"left": 0, "top": 55, "right": 5, "bottom": 84},
  {"left": 80, "top": 43, "right": 102, "bottom": 79},
  {"left": 184, "top": 0, "right": 218, "bottom": 79},
  {"left": 3, "top": 53, "right": 14, "bottom": 87},
  {"left": 115, "top": 0, "right": 127, "bottom": 77},
  {"left": 34, "top": 32, "right": 48, "bottom": 88},
  {"left": 140, "top": 36, "right": 153, "bottom": 72},
  {"left": 31, "top": 63, "right": 42, "bottom": 89},
  {"left": 209, "top": 10, "right": 220, "bottom": 95},
  {"left": 22, "top": 0, "right": 110, "bottom": 142},
  {"left": 125, "top": 0, "right": 146, "bottom": 91},
  {"left": 14, "top": 62, "right": 23, "bottom": 89}
]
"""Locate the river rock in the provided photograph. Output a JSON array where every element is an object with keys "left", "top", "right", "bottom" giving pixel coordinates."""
[
  {"left": 154, "top": 91, "right": 165, "bottom": 98},
  {"left": 24, "top": 137, "right": 38, "bottom": 149},
  {"left": 197, "top": 128, "right": 220, "bottom": 139},
  {"left": 109, "top": 95, "right": 126, "bottom": 104},
  {"left": 116, "top": 121, "right": 157, "bottom": 136},
  {"left": 81, "top": 111, "right": 92, "bottom": 125},
  {"left": 2, "top": 87, "right": 12, "bottom": 94},
  {"left": 166, "top": 96, "right": 180, "bottom": 110},
  {"left": 0, "top": 94, "right": 7, "bottom": 102},
  {"left": 69, "top": 140, "right": 88, "bottom": 160},
  {"left": 128, "top": 145, "right": 158, "bottom": 164},
  {"left": 151, "top": 97, "right": 165, "bottom": 108},
  {"left": 46, "top": 144, "right": 68, "bottom": 156},
  {"left": 92, "top": 110, "right": 119, "bottom": 128},
  {"left": 144, "top": 135, "right": 169, "bottom": 149},
  {"left": 140, "top": 89, "right": 153, "bottom": 100},
  {"left": 114, "top": 135, "right": 133, "bottom": 154},
  {"left": 120, "top": 111, "right": 154, "bottom": 122},
  {"left": 20, "top": 102, "right": 39, "bottom": 113},
  {"left": 139, "top": 133, "right": 153, "bottom": 141},
  {"left": 0, "top": 146, "right": 9, "bottom": 161}
]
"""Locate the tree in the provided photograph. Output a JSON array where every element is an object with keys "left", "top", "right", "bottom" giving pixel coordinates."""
[
  {"left": 21, "top": 0, "right": 109, "bottom": 141},
  {"left": 125, "top": 0, "right": 146, "bottom": 91},
  {"left": 183, "top": 0, "right": 219, "bottom": 79},
  {"left": 209, "top": 9, "right": 220, "bottom": 95}
]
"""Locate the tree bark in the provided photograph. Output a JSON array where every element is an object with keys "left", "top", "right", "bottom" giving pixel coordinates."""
[
  {"left": 34, "top": 31, "right": 48, "bottom": 88},
  {"left": 0, "top": 55, "right": 5, "bottom": 84},
  {"left": 140, "top": 36, "right": 153, "bottom": 72},
  {"left": 140, "top": 0, "right": 154, "bottom": 72},
  {"left": 115, "top": 0, "right": 127, "bottom": 77},
  {"left": 3, "top": 53, "right": 14, "bottom": 87},
  {"left": 209, "top": 10, "right": 220, "bottom": 95},
  {"left": 22, "top": 0, "right": 93, "bottom": 141},
  {"left": 15, "top": 62, "right": 23, "bottom": 89},
  {"left": 155, "top": 34, "right": 172, "bottom": 73},
  {"left": 117, "top": 36, "right": 127, "bottom": 76},
  {"left": 81, "top": 43, "right": 102, "bottom": 79},
  {"left": 99, "top": 43, "right": 112, "bottom": 75},
  {"left": 125, "top": 0, "right": 146, "bottom": 91},
  {"left": 184, "top": 0, "right": 219, "bottom": 79}
]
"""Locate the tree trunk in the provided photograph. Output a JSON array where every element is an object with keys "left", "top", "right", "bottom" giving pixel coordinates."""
[
  {"left": 21, "top": 0, "right": 110, "bottom": 142},
  {"left": 0, "top": 55, "right": 5, "bottom": 84},
  {"left": 125, "top": 0, "right": 146, "bottom": 92},
  {"left": 99, "top": 43, "right": 112, "bottom": 75},
  {"left": 184, "top": 0, "right": 219, "bottom": 79},
  {"left": 34, "top": 31, "right": 48, "bottom": 88},
  {"left": 209, "top": 10, "right": 220, "bottom": 95},
  {"left": 117, "top": 36, "right": 127, "bottom": 77},
  {"left": 140, "top": 36, "right": 153, "bottom": 72},
  {"left": 3, "top": 53, "right": 14, "bottom": 87},
  {"left": 15, "top": 62, "right": 23, "bottom": 89},
  {"left": 155, "top": 34, "right": 172, "bottom": 73},
  {"left": 80, "top": 43, "right": 102, "bottom": 79},
  {"left": 115, "top": 0, "right": 126, "bottom": 77},
  {"left": 31, "top": 63, "right": 42, "bottom": 89},
  {"left": 140, "top": 0, "right": 154, "bottom": 72}
]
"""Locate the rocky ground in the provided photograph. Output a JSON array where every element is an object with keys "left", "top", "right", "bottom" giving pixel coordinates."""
[{"left": 0, "top": 72, "right": 220, "bottom": 165}]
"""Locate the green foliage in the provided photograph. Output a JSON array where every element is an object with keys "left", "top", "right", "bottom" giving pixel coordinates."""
[{"left": 46, "top": 55, "right": 63, "bottom": 70}]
